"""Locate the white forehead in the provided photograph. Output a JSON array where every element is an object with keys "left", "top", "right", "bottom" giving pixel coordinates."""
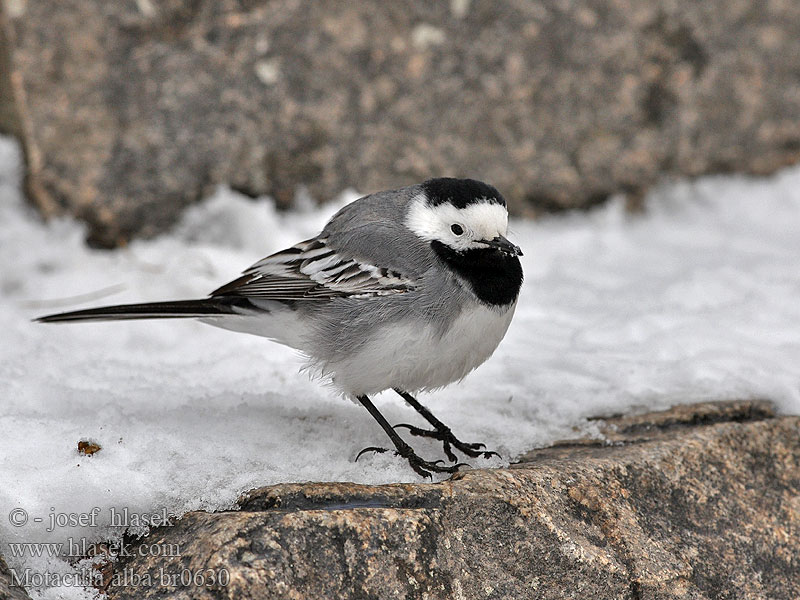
[{"left": 405, "top": 193, "right": 509, "bottom": 241}]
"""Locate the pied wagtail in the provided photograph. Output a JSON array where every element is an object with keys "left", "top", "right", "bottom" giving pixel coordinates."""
[{"left": 37, "top": 178, "right": 523, "bottom": 477}]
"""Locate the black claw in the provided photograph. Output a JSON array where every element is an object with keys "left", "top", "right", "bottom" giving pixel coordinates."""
[
  {"left": 405, "top": 455, "right": 465, "bottom": 478},
  {"left": 394, "top": 423, "right": 437, "bottom": 438},
  {"left": 443, "top": 441, "right": 458, "bottom": 463},
  {"left": 355, "top": 446, "right": 390, "bottom": 462},
  {"left": 392, "top": 390, "right": 502, "bottom": 465},
  {"left": 356, "top": 395, "right": 472, "bottom": 479},
  {"left": 354, "top": 444, "right": 462, "bottom": 478},
  {"left": 412, "top": 466, "right": 434, "bottom": 479},
  {"left": 392, "top": 423, "right": 498, "bottom": 461}
]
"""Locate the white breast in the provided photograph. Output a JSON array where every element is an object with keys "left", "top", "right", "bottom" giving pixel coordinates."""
[{"left": 325, "top": 301, "right": 517, "bottom": 396}]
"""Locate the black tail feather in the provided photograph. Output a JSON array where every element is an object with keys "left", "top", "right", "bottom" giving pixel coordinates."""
[{"left": 34, "top": 298, "right": 244, "bottom": 323}]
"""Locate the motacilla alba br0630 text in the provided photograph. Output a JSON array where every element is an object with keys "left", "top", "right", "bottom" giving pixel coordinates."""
[{"left": 37, "top": 178, "right": 523, "bottom": 477}]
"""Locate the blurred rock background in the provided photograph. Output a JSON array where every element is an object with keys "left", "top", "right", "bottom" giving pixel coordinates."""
[{"left": 1, "top": 0, "right": 799, "bottom": 247}]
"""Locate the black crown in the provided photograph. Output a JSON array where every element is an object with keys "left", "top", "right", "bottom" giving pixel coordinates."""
[{"left": 421, "top": 178, "right": 506, "bottom": 209}]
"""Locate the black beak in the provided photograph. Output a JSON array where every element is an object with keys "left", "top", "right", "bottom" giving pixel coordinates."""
[{"left": 482, "top": 235, "right": 523, "bottom": 257}]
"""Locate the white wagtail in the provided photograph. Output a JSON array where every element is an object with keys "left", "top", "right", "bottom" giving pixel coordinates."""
[{"left": 37, "top": 178, "right": 523, "bottom": 477}]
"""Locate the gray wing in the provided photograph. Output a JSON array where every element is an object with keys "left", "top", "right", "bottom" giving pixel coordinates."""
[
  {"left": 211, "top": 237, "right": 416, "bottom": 300},
  {"left": 211, "top": 185, "right": 433, "bottom": 301}
]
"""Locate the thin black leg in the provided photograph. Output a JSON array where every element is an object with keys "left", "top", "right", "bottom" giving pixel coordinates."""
[
  {"left": 355, "top": 395, "right": 465, "bottom": 478},
  {"left": 393, "top": 389, "right": 500, "bottom": 462}
]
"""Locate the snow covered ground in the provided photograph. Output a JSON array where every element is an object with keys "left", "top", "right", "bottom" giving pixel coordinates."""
[{"left": 1, "top": 132, "right": 799, "bottom": 598}]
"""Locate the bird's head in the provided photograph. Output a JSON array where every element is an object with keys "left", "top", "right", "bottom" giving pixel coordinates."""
[{"left": 405, "top": 178, "right": 522, "bottom": 257}]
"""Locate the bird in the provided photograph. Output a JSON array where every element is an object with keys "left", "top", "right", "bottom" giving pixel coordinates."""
[{"left": 36, "top": 177, "right": 524, "bottom": 477}]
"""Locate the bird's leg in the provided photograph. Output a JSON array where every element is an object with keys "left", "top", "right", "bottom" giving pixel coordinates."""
[
  {"left": 393, "top": 389, "right": 500, "bottom": 463},
  {"left": 354, "top": 395, "right": 466, "bottom": 478}
]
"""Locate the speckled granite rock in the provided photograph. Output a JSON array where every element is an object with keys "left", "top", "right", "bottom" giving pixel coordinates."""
[
  {"left": 0, "top": 555, "right": 31, "bottom": 600},
  {"left": 99, "top": 400, "right": 800, "bottom": 599},
  {"left": 1, "top": 1, "right": 800, "bottom": 246}
]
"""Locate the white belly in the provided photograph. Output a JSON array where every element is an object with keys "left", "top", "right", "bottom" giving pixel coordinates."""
[{"left": 326, "top": 301, "right": 517, "bottom": 396}]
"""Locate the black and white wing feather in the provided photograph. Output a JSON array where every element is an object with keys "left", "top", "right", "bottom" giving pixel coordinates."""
[{"left": 211, "top": 238, "right": 415, "bottom": 300}]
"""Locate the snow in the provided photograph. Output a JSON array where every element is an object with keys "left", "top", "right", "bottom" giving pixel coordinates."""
[{"left": 0, "top": 132, "right": 799, "bottom": 598}]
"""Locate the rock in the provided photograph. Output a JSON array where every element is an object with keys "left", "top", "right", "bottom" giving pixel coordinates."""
[
  {"left": 0, "top": 10, "right": 19, "bottom": 138},
  {"left": 100, "top": 400, "right": 800, "bottom": 599},
  {"left": 0, "top": 554, "right": 32, "bottom": 600},
  {"left": 1, "top": 2, "right": 800, "bottom": 246}
]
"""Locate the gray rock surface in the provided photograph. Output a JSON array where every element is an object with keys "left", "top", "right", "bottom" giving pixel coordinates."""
[
  {"left": 1, "top": 1, "right": 800, "bottom": 246},
  {"left": 0, "top": 554, "right": 31, "bottom": 600},
  {"left": 0, "top": 9, "right": 18, "bottom": 138},
  {"left": 99, "top": 400, "right": 800, "bottom": 599}
]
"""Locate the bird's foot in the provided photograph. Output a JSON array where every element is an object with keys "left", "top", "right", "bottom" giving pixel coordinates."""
[
  {"left": 355, "top": 445, "right": 467, "bottom": 478},
  {"left": 393, "top": 423, "right": 500, "bottom": 463}
]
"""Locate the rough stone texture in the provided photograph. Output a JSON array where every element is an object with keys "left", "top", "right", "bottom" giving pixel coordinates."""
[
  {"left": 0, "top": 554, "right": 31, "bottom": 600},
  {"left": 1, "top": 1, "right": 800, "bottom": 246},
  {"left": 98, "top": 400, "right": 800, "bottom": 599},
  {"left": 0, "top": 7, "right": 18, "bottom": 138}
]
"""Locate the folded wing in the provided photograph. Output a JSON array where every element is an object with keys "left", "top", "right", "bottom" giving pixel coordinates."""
[{"left": 211, "top": 238, "right": 415, "bottom": 300}]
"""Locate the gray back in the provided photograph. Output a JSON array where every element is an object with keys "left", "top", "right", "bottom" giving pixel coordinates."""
[{"left": 299, "top": 184, "right": 471, "bottom": 360}]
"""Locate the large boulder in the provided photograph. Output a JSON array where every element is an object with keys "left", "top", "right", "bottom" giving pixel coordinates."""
[
  {"left": 101, "top": 400, "right": 800, "bottom": 599},
  {"left": 1, "top": 1, "right": 800, "bottom": 246},
  {"left": 0, "top": 554, "right": 31, "bottom": 600}
]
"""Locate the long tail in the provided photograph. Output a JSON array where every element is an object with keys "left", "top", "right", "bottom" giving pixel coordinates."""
[{"left": 34, "top": 298, "right": 248, "bottom": 323}]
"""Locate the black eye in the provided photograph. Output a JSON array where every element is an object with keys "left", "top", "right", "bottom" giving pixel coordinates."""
[{"left": 450, "top": 224, "right": 464, "bottom": 236}]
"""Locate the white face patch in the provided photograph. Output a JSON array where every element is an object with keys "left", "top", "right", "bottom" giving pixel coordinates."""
[{"left": 405, "top": 193, "right": 509, "bottom": 252}]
